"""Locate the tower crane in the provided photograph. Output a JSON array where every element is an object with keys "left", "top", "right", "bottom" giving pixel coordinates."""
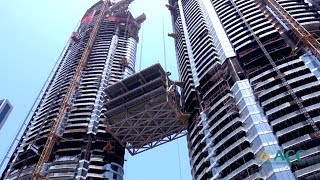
[{"left": 31, "top": 1, "right": 111, "bottom": 179}]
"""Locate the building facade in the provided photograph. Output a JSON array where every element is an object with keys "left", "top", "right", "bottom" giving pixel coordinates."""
[
  {"left": 1, "top": 1, "right": 144, "bottom": 179},
  {"left": 168, "top": 0, "right": 320, "bottom": 179},
  {"left": 0, "top": 99, "right": 13, "bottom": 130}
]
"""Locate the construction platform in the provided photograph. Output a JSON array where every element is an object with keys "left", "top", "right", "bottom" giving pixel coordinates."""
[{"left": 104, "top": 64, "right": 188, "bottom": 155}]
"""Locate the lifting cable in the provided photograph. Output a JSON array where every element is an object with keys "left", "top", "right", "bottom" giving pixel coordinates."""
[
  {"left": 139, "top": 23, "right": 144, "bottom": 71},
  {"left": 176, "top": 140, "right": 183, "bottom": 180},
  {"left": 124, "top": 151, "right": 128, "bottom": 180},
  {"left": 162, "top": 16, "right": 168, "bottom": 71},
  {"left": 162, "top": 12, "right": 182, "bottom": 179}
]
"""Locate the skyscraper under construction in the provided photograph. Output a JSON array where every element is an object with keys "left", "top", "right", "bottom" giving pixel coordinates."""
[
  {"left": 1, "top": 0, "right": 146, "bottom": 179},
  {"left": 168, "top": 0, "right": 320, "bottom": 179},
  {"left": 3, "top": 0, "right": 320, "bottom": 179}
]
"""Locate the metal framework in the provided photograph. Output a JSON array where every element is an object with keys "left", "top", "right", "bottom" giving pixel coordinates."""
[
  {"left": 230, "top": 0, "right": 320, "bottom": 137},
  {"left": 31, "top": 1, "right": 111, "bottom": 179},
  {"left": 258, "top": 0, "right": 320, "bottom": 59},
  {"left": 104, "top": 64, "right": 188, "bottom": 155}
]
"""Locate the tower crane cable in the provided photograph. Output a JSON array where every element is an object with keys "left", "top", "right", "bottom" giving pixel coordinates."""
[
  {"left": 162, "top": 16, "right": 168, "bottom": 71},
  {"left": 139, "top": 23, "right": 144, "bottom": 71},
  {"left": 177, "top": 140, "right": 183, "bottom": 180},
  {"left": 124, "top": 151, "right": 128, "bottom": 180}
]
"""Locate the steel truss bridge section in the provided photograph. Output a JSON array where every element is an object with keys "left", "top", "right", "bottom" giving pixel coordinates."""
[{"left": 104, "top": 64, "right": 188, "bottom": 155}]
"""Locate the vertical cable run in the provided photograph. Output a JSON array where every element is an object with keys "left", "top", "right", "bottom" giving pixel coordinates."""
[
  {"left": 139, "top": 23, "right": 144, "bottom": 71},
  {"left": 177, "top": 141, "right": 182, "bottom": 180},
  {"left": 162, "top": 16, "right": 168, "bottom": 71},
  {"left": 124, "top": 152, "right": 128, "bottom": 180}
]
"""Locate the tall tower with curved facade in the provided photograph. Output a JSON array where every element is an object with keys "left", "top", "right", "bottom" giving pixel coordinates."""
[
  {"left": 168, "top": 0, "right": 320, "bottom": 179},
  {"left": 1, "top": 1, "right": 145, "bottom": 179}
]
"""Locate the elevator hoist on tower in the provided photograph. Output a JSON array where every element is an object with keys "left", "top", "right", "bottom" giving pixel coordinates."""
[{"left": 104, "top": 64, "right": 190, "bottom": 155}]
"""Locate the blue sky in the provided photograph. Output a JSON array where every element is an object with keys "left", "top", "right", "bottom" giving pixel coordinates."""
[{"left": 0, "top": 0, "right": 192, "bottom": 180}]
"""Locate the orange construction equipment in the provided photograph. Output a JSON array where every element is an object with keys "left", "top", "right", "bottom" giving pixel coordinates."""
[
  {"left": 31, "top": 1, "right": 110, "bottom": 179},
  {"left": 259, "top": 0, "right": 320, "bottom": 59}
]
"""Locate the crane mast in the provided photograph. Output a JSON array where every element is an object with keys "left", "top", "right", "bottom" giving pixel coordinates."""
[{"left": 32, "top": 1, "right": 110, "bottom": 179}]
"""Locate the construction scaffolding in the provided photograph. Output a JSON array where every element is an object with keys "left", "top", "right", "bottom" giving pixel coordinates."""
[
  {"left": 258, "top": 0, "right": 320, "bottom": 59},
  {"left": 257, "top": 0, "right": 320, "bottom": 138},
  {"left": 104, "top": 64, "right": 189, "bottom": 155},
  {"left": 231, "top": 0, "right": 320, "bottom": 137},
  {"left": 32, "top": 0, "right": 117, "bottom": 179}
]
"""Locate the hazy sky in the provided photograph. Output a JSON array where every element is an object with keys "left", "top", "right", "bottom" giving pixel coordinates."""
[{"left": 0, "top": 0, "right": 192, "bottom": 180}]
